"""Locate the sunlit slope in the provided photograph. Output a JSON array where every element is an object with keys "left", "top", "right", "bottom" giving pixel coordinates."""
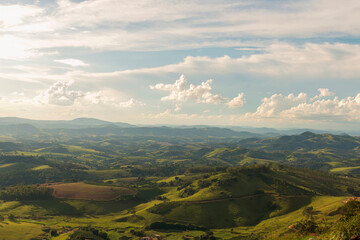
[{"left": 134, "top": 165, "right": 360, "bottom": 229}]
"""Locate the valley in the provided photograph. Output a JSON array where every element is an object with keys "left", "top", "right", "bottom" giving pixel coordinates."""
[{"left": 0, "top": 118, "right": 359, "bottom": 239}]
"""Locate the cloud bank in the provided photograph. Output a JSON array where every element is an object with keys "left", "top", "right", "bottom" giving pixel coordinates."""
[{"left": 246, "top": 89, "right": 360, "bottom": 123}]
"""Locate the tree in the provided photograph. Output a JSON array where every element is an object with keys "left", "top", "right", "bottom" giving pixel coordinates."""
[
  {"left": 302, "top": 206, "right": 315, "bottom": 219},
  {"left": 8, "top": 214, "right": 16, "bottom": 222}
]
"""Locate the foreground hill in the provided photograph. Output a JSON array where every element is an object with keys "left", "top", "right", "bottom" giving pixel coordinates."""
[
  {"left": 128, "top": 165, "right": 360, "bottom": 229},
  {"left": 0, "top": 164, "right": 360, "bottom": 239}
]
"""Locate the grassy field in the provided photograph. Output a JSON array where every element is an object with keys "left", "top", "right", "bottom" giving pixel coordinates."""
[
  {"left": 0, "top": 221, "right": 44, "bottom": 240},
  {"left": 50, "top": 182, "right": 136, "bottom": 201},
  {"left": 34, "top": 145, "right": 102, "bottom": 154},
  {"left": 245, "top": 196, "right": 347, "bottom": 239},
  {"left": 0, "top": 163, "right": 16, "bottom": 168},
  {"left": 0, "top": 193, "right": 353, "bottom": 239},
  {"left": 330, "top": 166, "right": 360, "bottom": 174},
  {"left": 32, "top": 165, "right": 52, "bottom": 170}
]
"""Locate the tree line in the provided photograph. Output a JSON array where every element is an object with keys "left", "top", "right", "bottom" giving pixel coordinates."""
[{"left": 0, "top": 184, "right": 53, "bottom": 201}]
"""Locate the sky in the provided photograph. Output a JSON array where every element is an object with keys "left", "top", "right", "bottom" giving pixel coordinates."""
[{"left": 0, "top": 0, "right": 360, "bottom": 130}]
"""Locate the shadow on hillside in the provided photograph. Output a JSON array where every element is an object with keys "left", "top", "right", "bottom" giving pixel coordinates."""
[
  {"left": 24, "top": 200, "right": 84, "bottom": 217},
  {"left": 24, "top": 199, "right": 142, "bottom": 217}
]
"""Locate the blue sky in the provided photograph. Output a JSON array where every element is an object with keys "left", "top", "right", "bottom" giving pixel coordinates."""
[{"left": 0, "top": 0, "right": 359, "bottom": 130}]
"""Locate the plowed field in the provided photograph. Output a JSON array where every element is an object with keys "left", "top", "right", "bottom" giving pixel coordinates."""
[{"left": 50, "top": 182, "right": 136, "bottom": 201}]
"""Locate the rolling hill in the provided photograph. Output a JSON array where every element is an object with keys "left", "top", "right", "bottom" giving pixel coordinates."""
[{"left": 124, "top": 165, "right": 360, "bottom": 230}]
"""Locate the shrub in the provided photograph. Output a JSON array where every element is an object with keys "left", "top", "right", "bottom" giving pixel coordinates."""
[
  {"left": 69, "top": 227, "right": 110, "bottom": 240},
  {"left": 291, "top": 219, "right": 319, "bottom": 235}
]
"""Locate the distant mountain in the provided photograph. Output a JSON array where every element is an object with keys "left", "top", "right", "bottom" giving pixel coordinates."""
[
  {"left": 0, "top": 124, "right": 42, "bottom": 136},
  {"left": 69, "top": 118, "right": 134, "bottom": 128},
  {"left": 53, "top": 125, "right": 261, "bottom": 139},
  {"left": 69, "top": 118, "right": 112, "bottom": 125},
  {"left": 228, "top": 126, "right": 360, "bottom": 136},
  {"left": 0, "top": 117, "right": 134, "bottom": 129},
  {"left": 0, "top": 117, "right": 358, "bottom": 140},
  {"left": 0, "top": 118, "right": 262, "bottom": 139}
]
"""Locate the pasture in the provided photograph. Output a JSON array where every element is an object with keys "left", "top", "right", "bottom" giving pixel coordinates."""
[{"left": 0, "top": 221, "right": 44, "bottom": 240}]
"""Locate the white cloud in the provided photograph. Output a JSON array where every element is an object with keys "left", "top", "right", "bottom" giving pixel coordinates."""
[
  {"left": 7, "top": 40, "right": 359, "bottom": 86},
  {"left": 11, "top": 91, "right": 24, "bottom": 96},
  {"left": 45, "top": 0, "right": 360, "bottom": 40},
  {"left": 0, "top": 4, "right": 42, "bottom": 27},
  {"left": 118, "top": 98, "right": 144, "bottom": 108},
  {"left": 144, "top": 109, "right": 199, "bottom": 121},
  {"left": 311, "top": 88, "right": 335, "bottom": 101},
  {"left": 245, "top": 91, "right": 360, "bottom": 123},
  {"left": 0, "top": 35, "right": 41, "bottom": 60},
  {"left": 62, "top": 43, "right": 360, "bottom": 81},
  {"left": 34, "top": 80, "right": 84, "bottom": 106},
  {"left": 283, "top": 94, "right": 360, "bottom": 122},
  {"left": 33, "top": 80, "right": 141, "bottom": 108},
  {"left": 318, "top": 88, "right": 334, "bottom": 97},
  {"left": 150, "top": 74, "right": 226, "bottom": 104},
  {"left": 0, "top": 0, "right": 360, "bottom": 57},
  {"left": 249, "top": 93, "right": 308, "bottom": 118},
  {"left": 227, "top": 93, "right": 245, "bottom": 108},
  {"left": 174, "top": 103, "right": 182, "bottom": 112},
  {"left": 54, "top": 59, "right": 89, "bottom": 67}
]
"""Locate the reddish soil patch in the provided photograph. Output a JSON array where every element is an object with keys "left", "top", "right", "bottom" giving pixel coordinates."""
[
  {"left": 117, "top": 177, "right": 138, "bottom": 183},
  {"left": 50, "top": 182, "right": 136, "bottom": 201}
]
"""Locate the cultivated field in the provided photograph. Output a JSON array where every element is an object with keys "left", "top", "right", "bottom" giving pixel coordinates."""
[{"left": 49, "top": 182, "right": 136, "bottom": 201}]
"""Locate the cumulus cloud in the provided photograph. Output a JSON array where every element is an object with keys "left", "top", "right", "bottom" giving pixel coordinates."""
[
  {"left": 245, "top": 90, "right": 360, "bottom": 123},
  {"left": 318, "top": 88, "right": 335, "bottom": 97},
  {"left": 283, "top": 94, "right": 360, "bottom": 122},
  {"left": 227, "top": 93, "right": 245, "bottom": 108},
  {"left": 35, "top": 80, "right": 84, "bottom": 106},
  {"left": 54, "top": 59, "right": 89, "bottom": 67},
  {"left": 34, "top": 80, "right": 141, "bottom": 108},
  {"left": 150, "top": 75, "right": 246, "bottom": 110},
  {"left": 311, "top": 88, "right": 335, "bottom": 101},
  {"left": 118, "top": 98, "right": 144, "bottom": 108},
  {"left": 150, "top": 74, "right": 226, "bottom": 104},
  {"left": 249, "top": 93, "right": 308, "bottom": 118}
]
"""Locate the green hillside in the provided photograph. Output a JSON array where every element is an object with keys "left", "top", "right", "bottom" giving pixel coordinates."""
[
  {"left": 238, "top": 131, "right": 360, "bottom": 152},
  {"left": 126, "top": 165, "right": 360, "bottom": 231}
]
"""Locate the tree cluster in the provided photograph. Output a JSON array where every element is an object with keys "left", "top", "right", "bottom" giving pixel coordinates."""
[{"left": 0, "top": 185, "right": 53, "bottom": 201}]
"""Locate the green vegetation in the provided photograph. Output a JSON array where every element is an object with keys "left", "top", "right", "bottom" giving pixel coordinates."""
[
  {"left": 0, "top": 185, "right": 53, "bottom": 201},
  {"left": 32, "top": 164, "right": 52, "bottom": 170},
  {"left": 0, "top": 128, "right": 359, "bottom": 239},
  {"left": 68, "top": 227, "right": 110, "bottom": 240}
]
